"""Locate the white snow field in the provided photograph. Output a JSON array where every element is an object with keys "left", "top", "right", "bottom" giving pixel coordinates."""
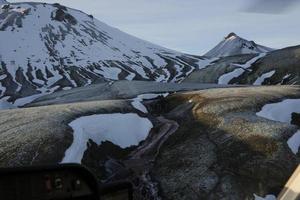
[
  {"left": 61, "top": 113, "right": 153, "bottom": 163},
  {"left": 218, "top": 53, "right": 266, "bottom": 84},
  {"left": 256, "top": 99, "right": 300, "bottom": 154},
  {"left": 131, "top": 93, "right": 168, "bottom": 113},
  {"left": 253, "top": 70, "right": 276, "bottom": 85}
]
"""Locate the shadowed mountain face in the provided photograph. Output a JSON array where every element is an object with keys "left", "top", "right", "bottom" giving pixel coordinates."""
[
  {"left": 204, "top": 32, "right": 273, "bottom": 58},
  {"left": 0, "top": 2, "right": 207, "bottom": 103}
]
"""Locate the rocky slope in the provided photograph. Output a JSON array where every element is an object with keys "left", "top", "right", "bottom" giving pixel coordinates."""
[
  {"left": 204, "top": 32, "right": 273, "bottom": 58},
  {"left": 153, "top": 86, "right": 300, "bottom": 199},
  {"left": 185, "top": 45, "right": 300, "bottom": 85},
  {"left": 0, "top": 1, "right": 207, "bottom": 104}
]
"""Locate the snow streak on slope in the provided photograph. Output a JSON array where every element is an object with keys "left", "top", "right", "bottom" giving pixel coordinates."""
[
  {"left": 253, "top": 70, "right": 276, "bottom": 85},
  {"left": 218, "top": 68, "right": 245, "bottom": 85},
  {"left": 62, "top": 113, "right": 153, "bottom": 163},
  {"left": 0, "top": 2, "right": 205, "bottom": 104},
  {"left": 205, "top": 32, "right": 273, "bottom": 58},
  {"left": 256, "top": 99, "right": 300, "bottom": 154},
  {"left": 218, "top": 53, "right": 266, "bottom": 84}
]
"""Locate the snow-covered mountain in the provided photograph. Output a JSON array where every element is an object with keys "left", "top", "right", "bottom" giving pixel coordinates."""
[
  {"left": 0, "top": 2, "right": 207, "bottom": 103},
  {"left": 204, "top": 32, "right": 274, "bottom": 58}
]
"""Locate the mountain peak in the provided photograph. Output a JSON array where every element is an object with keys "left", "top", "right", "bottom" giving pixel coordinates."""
[
  {"left": 225, "top": 32, "right": 238, "bottom": 40},
  {"left": 204, "top": 33, "right": 274, "bottom": 58}
]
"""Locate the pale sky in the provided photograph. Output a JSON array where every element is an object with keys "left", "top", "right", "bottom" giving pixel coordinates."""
[{"left": 9, "top": 0, "right": 300, "bottom": 55}]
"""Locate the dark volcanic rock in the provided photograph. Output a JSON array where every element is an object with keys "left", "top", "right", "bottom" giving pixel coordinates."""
[
  {"left": 51, "top": 7, "right": 77, "bottom": 25},
  {"left": 291, "top": 112, "right": 300, "bottom": 127},
  {"left": 82, "top": 140, "right": 135, "bottom": 180}
]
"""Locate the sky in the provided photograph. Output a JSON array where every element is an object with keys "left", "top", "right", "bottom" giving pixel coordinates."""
[{"left": 9, "top": 0, "right": 300, "bottom": 55}]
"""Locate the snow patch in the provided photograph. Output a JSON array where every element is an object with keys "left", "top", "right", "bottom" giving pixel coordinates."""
[
  {"left": 14, "top": 93, "right": 48, "bottom": 107},
  {"left": 256, "top": 99, "right": 300, "bottom": 123},
  {"left": 93, "top": 67, "right": 121, "bottom": 80},
  {"left": 254, "top": 194, "right": 276, "bottom": 200},
  {"left": 287, "top": 130, "right": 300, "bottom": 154},
  {"left": 281, "top": 74, "right": 291, "bottom": 84},
  {"left": 14, "top": 86, "right": 60, "bottom": 107},
  {"left": 0, "top": 97, "right": 15, "bottom": 109},
  {"left": 253, "top": 70, "right": 276, "bottom": 85},
  {"left": 197, "top": 57, "right": 219, "bottom": 69},
  {"left": 62, "top": 113, "right": 153, "bottom": 163},
  {"left": 218, "top": 53, "right": 266, "bottom": 85},
  {"left": 131, "top": 93, "right": 168, "bottom": 113},
  {"left": 256, "top": 99, "right": 300, "bottom": 154},
  {"left": 233, "top": 53, "right": 266, "bottom": 69},
  {"left": 218, "top": 68, "right": 245, "bottom": 84}
]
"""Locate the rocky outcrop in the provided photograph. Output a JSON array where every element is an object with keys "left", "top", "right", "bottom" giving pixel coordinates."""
[{"left": 51, "top": 4, "right": 77, "bottom": 25}]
